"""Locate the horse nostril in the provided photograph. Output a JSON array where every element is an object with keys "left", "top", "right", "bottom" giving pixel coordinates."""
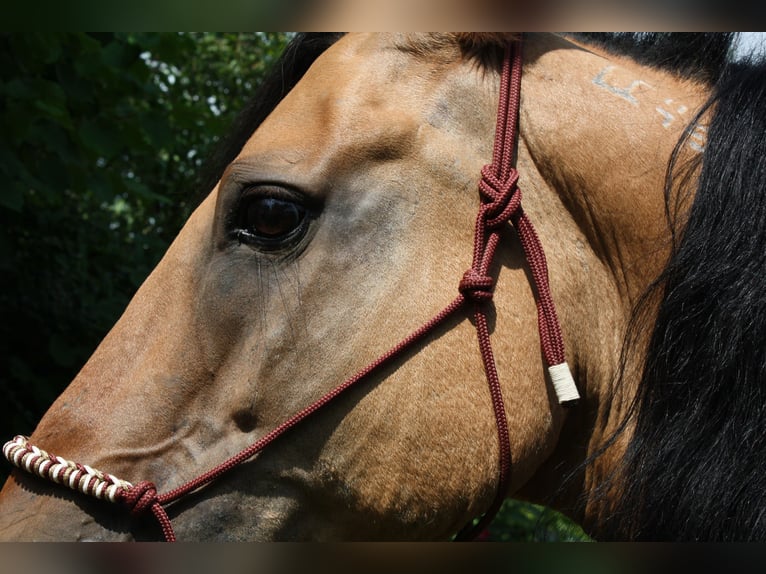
[{"left": 232, "top": 409, "right": 258, "bottom": 433}]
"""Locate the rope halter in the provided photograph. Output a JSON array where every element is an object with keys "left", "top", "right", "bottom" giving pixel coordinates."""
[{"left": 2, "top": 39, "right": 578, "bottom": 541}]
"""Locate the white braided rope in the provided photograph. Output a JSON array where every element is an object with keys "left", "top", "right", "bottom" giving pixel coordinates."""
[
  {"left": 548, "top": 362, "right": 580, "bottom": 404},
  {"left": 3, "top": 435, "right": 132, "bottom": 503}
]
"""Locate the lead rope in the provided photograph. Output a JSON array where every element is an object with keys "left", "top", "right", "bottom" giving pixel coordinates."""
[{"left": 2, "top": 39, "right": 577, "bottom": 542}]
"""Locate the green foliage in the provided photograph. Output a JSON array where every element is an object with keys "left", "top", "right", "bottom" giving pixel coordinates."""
[
  {"left": 486, "top": 499, "right": 591, "bottom": 542},
  {"left": 0, "top": 32, "right": 289, "bottom": 447}
]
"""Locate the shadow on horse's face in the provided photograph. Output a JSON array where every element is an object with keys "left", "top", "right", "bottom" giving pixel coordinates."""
[{"left": 0, "top": 33, "right": 709, "bottom": 540}]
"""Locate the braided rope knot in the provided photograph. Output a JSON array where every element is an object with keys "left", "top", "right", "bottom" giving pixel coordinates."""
[
  {"left": 120, "top": 480, "right": 160, "bottom": 517},
  {"left": 479, "top": 164, "right": 521, "bottom": 228},
  {"left": 3, "top": 435, "right": 132, "bottom": 503},
  {"left": 2, "top": 435, "right": 178, "bottom": 541},
  {"left": 459, "top": 269, "right": 495, "bottom": 303}
]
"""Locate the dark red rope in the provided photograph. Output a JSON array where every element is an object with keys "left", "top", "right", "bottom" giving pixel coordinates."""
[
  {"left": 453, "top": 42, "right": 522, "bottom": 540},
  {"left": 118, "top": 481, "right": 176, "bottom": 541},
  {"left": 8, "top": 38, "right": 574, "bottom": 542}
]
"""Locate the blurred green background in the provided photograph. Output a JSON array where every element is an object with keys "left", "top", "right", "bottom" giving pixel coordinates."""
[
  {"left": 0, "top": 31, "right": 287, "bottom": 443},
  {"left": 0, "top": 32, "right": 589, "bottom": 541}
]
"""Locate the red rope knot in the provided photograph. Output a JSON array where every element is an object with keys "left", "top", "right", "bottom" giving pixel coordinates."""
[
  {"left": 120, "top": 480, "right": 159, "bottom": 518},
  {"left": 117, "top": 480, "right": 177, "bottom": 541},
  {"left": 479, "top": 164, "right": 522, "bottom": 229},
  {"left": 459, "top": 269, "right": 495, "bottom": 303}
]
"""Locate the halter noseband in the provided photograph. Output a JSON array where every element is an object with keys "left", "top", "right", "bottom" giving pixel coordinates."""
[{"left": 3, "top": 39, "right": 578, "bottom": 542}]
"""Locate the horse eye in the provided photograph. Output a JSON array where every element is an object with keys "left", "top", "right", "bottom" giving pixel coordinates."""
[
  {"left": 246, "top": 197, "right": 304, "bottom": 237},
  {"left": 236, "top": 193, "right": 309, "bottom": 249}
]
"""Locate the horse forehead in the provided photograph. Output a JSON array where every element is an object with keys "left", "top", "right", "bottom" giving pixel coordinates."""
[
  {"left": 243, "top": 35, "right": 447, "bottom": 153},
  {"left": 311, "top": 32, "right": 444, "bottom": 88}
]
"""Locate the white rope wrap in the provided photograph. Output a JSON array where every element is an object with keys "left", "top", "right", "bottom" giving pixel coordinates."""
[
  {"left": 3, "top": 435, "right": 132, "bottom": 503},
  {"left": 548, "top": 362, "right": 580, "bottom": 404}
]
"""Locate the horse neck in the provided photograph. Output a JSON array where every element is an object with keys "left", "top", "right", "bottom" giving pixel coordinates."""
[
  {"left": 522, "top": 34, "right": 708, "bottom": 303},
  {"left": 516, "top": 34, "right": 711, "bottom": 508}
]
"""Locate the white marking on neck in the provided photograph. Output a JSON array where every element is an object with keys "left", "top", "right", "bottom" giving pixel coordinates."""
[
  {"left": 689, "top": 125, "right": 707, "bottom": 152},
  {"left": 592, "top": 65, "right": 651, "bottom": 106},
  {"left": 592, "top": 69, "right": 707, "bottom": 154},
  {"left": 655, "top": 98, "right": 691, "bottom": 128}
]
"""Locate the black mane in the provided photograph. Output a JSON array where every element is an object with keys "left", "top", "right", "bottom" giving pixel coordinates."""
[
  {"left": 203, "top": 33, "right": 766, "bottom": 540},
  {"left": 579, "top": 34, "right": 766, "bottom": 541}
]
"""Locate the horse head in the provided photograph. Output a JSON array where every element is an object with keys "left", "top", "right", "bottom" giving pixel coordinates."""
[{"left": 2, "top": 32, "right": 762, "bottom": 541}]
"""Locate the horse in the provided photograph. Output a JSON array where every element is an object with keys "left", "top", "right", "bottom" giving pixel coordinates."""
[{"left": 1, "top": 32, "right": 764, "bottom": 541}]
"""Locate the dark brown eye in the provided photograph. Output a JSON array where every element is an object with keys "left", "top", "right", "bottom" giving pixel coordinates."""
[
  {"left": 236, "top": 192, "right": 311, "bottom": 250},
  {"left": 246, "top": 197, "right": 304, "bottom": 237}
]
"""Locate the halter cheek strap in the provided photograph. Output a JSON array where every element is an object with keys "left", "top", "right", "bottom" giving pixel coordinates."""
[
  {"left": 2, "top": 39, "right": 578, "bottom": 542},
  {"left": 465, "top": 41, "right": 579, "bottom": 408}
]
